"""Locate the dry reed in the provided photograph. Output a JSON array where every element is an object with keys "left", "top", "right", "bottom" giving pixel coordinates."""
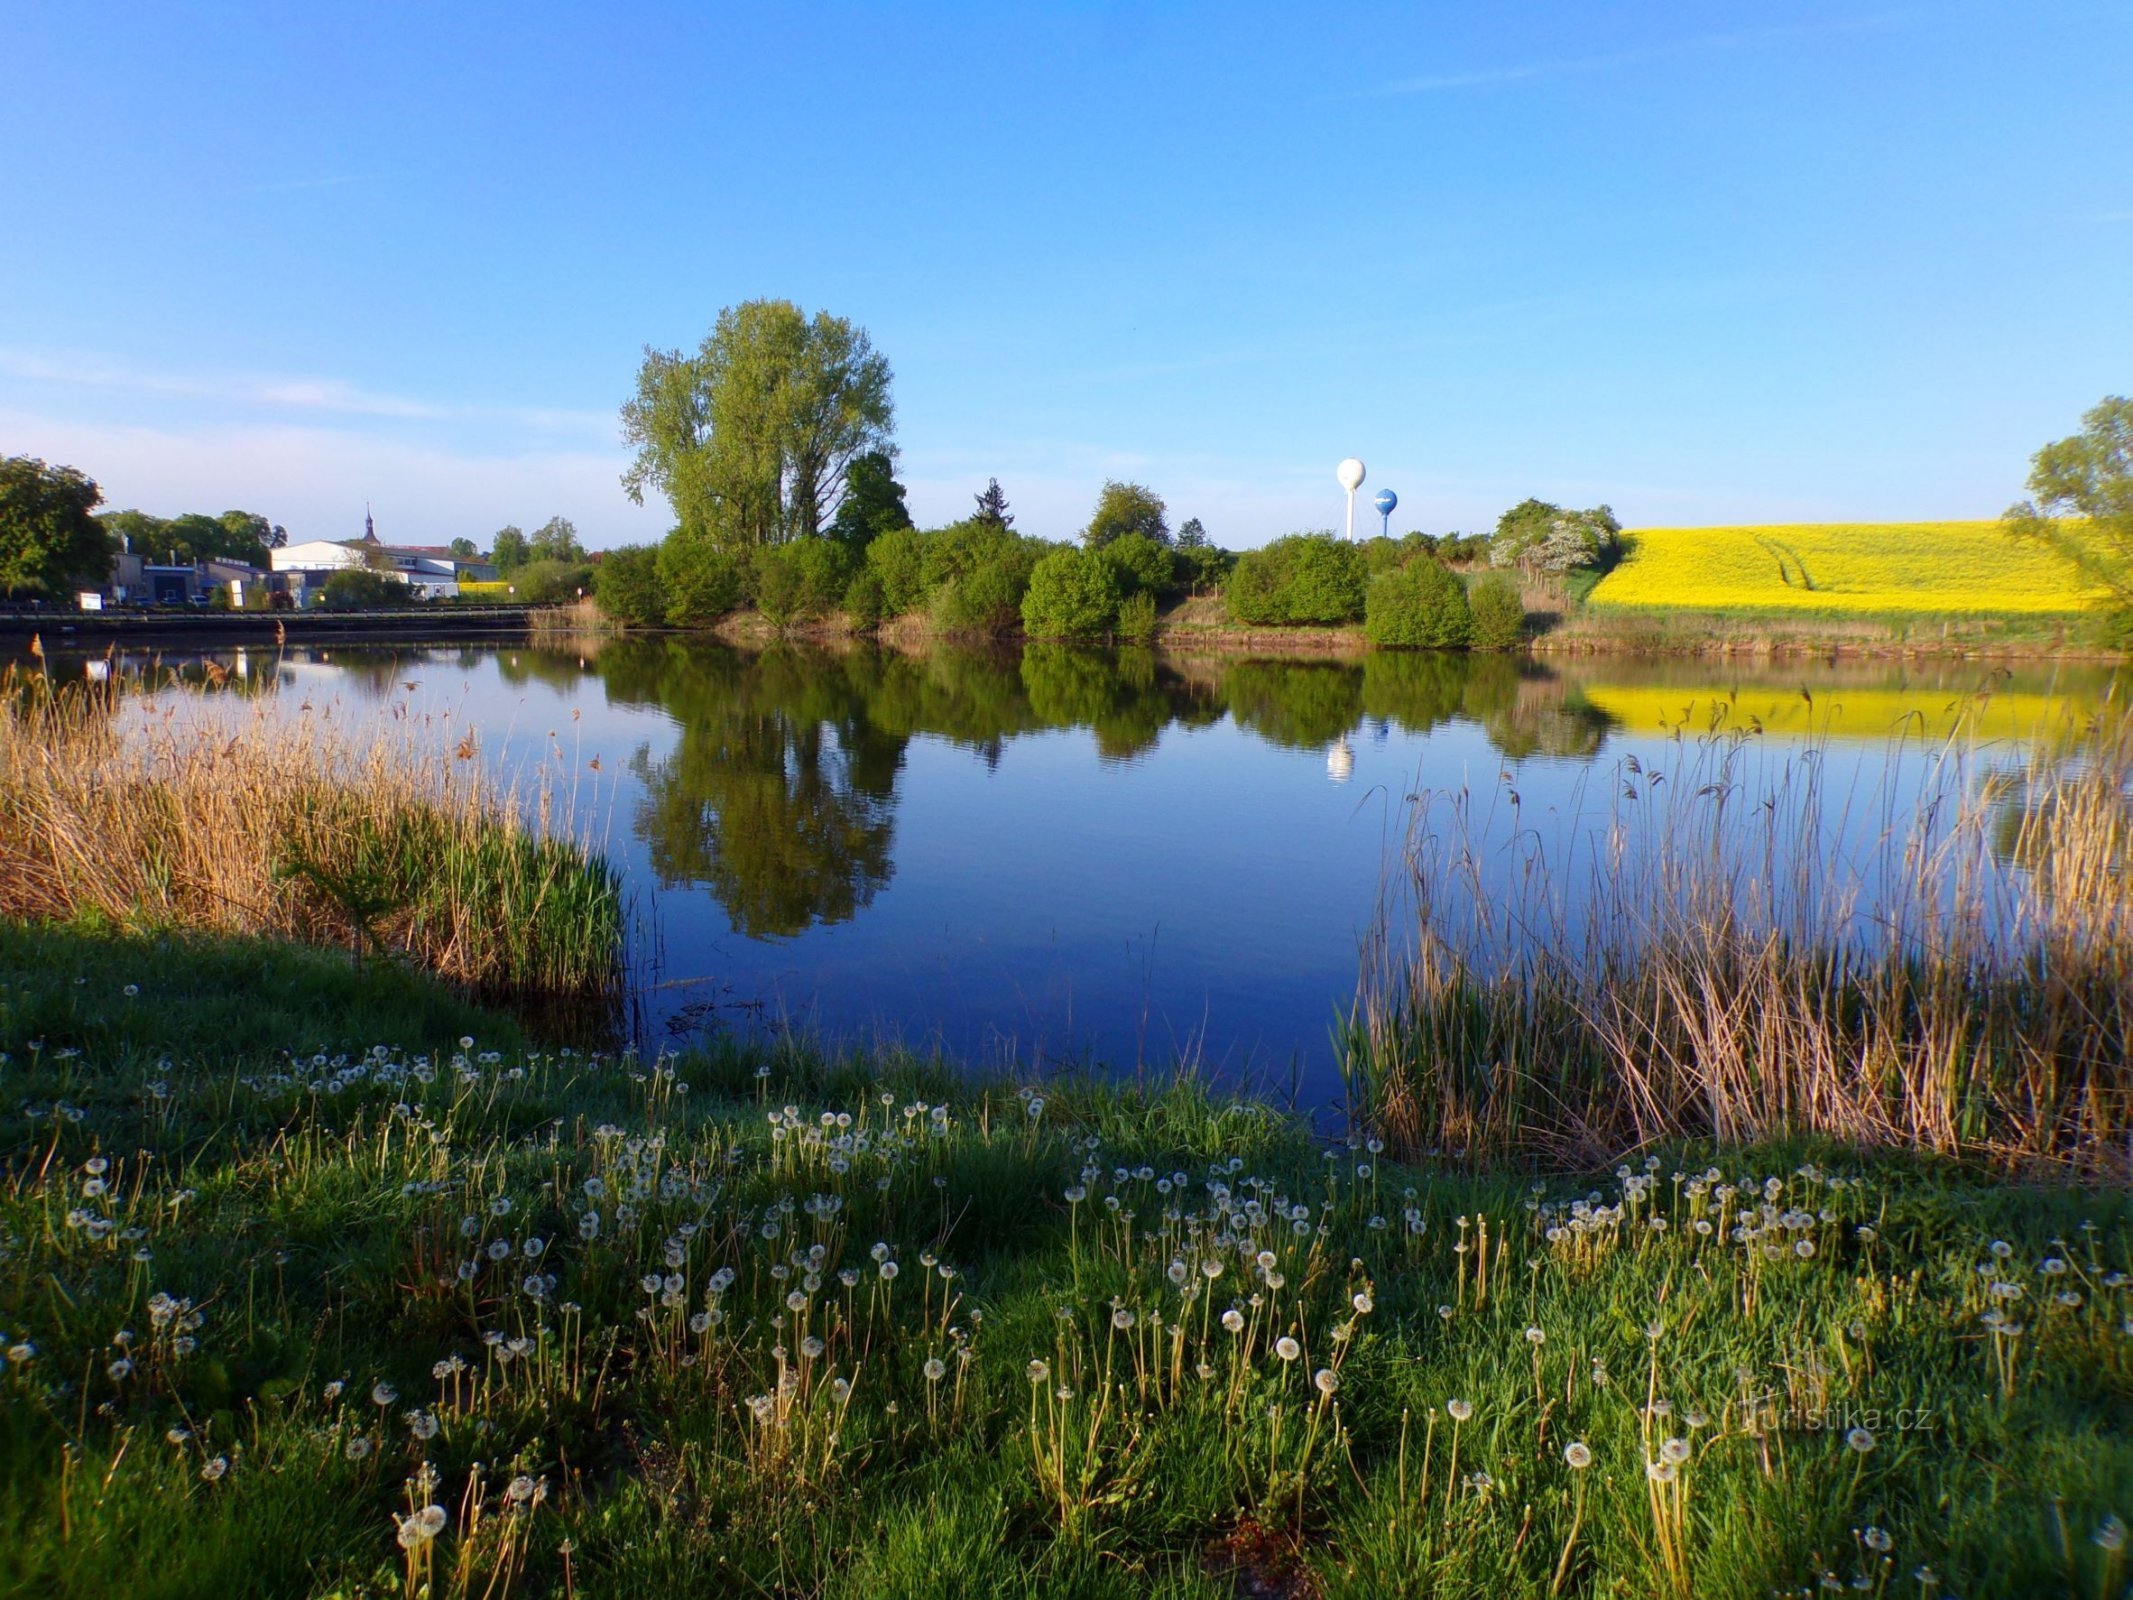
[
  {"left": 0, "top": 666, "right": 624, "bottom": 1012},
  {"left": 1345, "top": 693, "right": 2133, "bottom": 1173}
]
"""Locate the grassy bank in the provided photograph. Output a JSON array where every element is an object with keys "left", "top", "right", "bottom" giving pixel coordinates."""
[
  {"left": 3, "top": 918, "right": 2131, "bottom": 1599},
  {"left": 0, "top": 672, "right": 624, "bottom": 1020}
]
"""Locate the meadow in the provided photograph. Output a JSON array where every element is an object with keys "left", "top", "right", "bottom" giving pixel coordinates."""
[
  {"left": 1586, "top": 523, "right": 2104, "bottom": 617},
  {"left": 2, "top": 918, "right": 2130, "bottom": 1599},
  {"left": 2, "top": 665, "right": 2130, "bottom": 1598}
]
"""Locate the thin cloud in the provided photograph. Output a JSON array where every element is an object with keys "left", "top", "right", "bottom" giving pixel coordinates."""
[
  {"left": 0, "top": 348, "right": 613, "bottom": 435},
  {"left": 1375, "top": 12, "right": 1911, "bottom": 97}
]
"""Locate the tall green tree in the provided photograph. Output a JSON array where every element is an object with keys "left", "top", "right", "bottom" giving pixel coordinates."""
[
  {"left": 2004, "top": 395, "right": 2133, "bottom": 614},
  {"left": 621, "top": 299, "right": 894, "bottom": 549},
  {"left": 491, "top": 525, "right": 530, "bottom": 573},
  {"left": 1, "top": 456, "right": 108, "bottom": 599},
  {"left": 827, "top": 450, "right": 914, "bottom": 549},
  {"left": 447, "top": 536, "right": 480, "bottom": 559},
  {"left": 529, "top": 515, "right": 587, "bottom": 563},
  {"left": 1176, "top": 516, "right": 1208, "bottom": 549},
  {"left": 1082, "top": 480, "right": 1169, "bottom": 548}
]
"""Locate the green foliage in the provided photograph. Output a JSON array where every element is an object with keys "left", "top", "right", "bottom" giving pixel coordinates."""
[
  {"left": 623, "top": 298, "right": 895, "bottom": 548},
  {"left": 1083, "top": 479, "right": 1169, "bottom": 548},
  {"left": 1489, "top": 498, "right": 1622, "bottom": 575},
  {"left": 1176, "top": 543, "right": 1234, "bottom": 596},
  {"left": 930, "top": 557, "right": 1030, "bottom": 638},
  {"left": 1467, "top": 572, "right": 1527, "bottom": 648},
  {"left": 1021, "top": 547, "right": 1122, "bottom": 639},
  {"left": 843, "top": 568, "right": 886, "bottom": 631},
  {"left": 753, "top": 537, "right": 856, "bottom": 628},
  {"left": 827, "top": 450, "right": 914, "bottom": 551},
  {"left": 1115, "top": 590, "right": 1158, "bottom": 643},
  {"left": 1366, "top": 559, "right": 1474, "bottom": 648},
  {"left": 656, "top": 525, "right": 749, "bottom": 624},
  {"left": 448, "top": 536, "right": 479, "bottom": 559},
  {"left": 593, "top": 544, "right": 666, "bottom": 627},
  {"left": 1175, "top": 516, "right": 1208, "bottom": 549},
  {"left": 490, "top": 524, "right": 531, "bottom": 573},
  {"left": 1096, "top": 532, "right": 1180, "bottom": 601},
  {"left": 511, "top": 559, "right": 597, "bottom": 606},
  {"left": 2004, "top": 394, "right": 2133, "bottom": 612},
  {"left": 0, "top": 456, "right": 106, "bottom": 599},
  {"left": 528, "top": 515, "right": 587, "bottom": 564},
  {"left": 864, "top": 526, "right": 930, "bottom": 616},
  {"left": 918, "top": 517, "right": 1023, "bottom": 595},
  {"left": 1226, "top": 533, "right": 1368, "bottom": 626},
  {"left": 318, "top": 568, "right": 405, "bottom": 609},
  {"left": 96, "top": 506, "right": 280, "bottom": 571}
]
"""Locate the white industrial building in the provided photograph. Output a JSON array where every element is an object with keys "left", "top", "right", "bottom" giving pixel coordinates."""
[{"left": 270, "top": 512, "right": 496, "bottom": 601}]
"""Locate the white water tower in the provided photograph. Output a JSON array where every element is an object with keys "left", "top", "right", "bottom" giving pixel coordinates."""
[{"left": 1336, "top": 457, "right": 1367, "bottom": 541}]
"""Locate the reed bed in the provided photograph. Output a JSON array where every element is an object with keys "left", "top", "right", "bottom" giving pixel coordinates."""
[
  {"left": 0, "top": 668, "right": 624, "bottom": 1013},
  {"left": 1344, "top": 695, "right": 2133, "bottom": 1173}
]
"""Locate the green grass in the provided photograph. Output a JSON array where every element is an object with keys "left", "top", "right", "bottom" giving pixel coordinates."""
[
  {"left": 1589, "top": 522, "right": 2104, "bottom": 618},
  {"left": 2, "top": 921, "right": 2130, "bottom": 1599}
]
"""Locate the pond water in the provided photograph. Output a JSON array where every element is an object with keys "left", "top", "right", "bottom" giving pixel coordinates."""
[{"left": 44, "top": 638, "right": 2130, "bottom": 1106}]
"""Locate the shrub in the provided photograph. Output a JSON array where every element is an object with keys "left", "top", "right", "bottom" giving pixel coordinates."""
[
  {"left": 1228, "top": 534, "right": 1367, "bottom": 626},
  {"left": 320, "top": 569, "right": 406, "bottom": 610},
  {"left": 1488, "top": 498, "right": 1622, "bottom": 575},
  {"left": 1366, "top": 559, "right": 1473, "bottom": 648},
  {"left": 1468, "top": 573, "right": 1526, "bottom": 649},
  {"left": 753, "top": 538, "right": 854, "bottom": 628},
  {"left": 1021, "top": 548, "right": 1122, "bottom": 639},
  {"left": 865, "top": 526, "right": 929, "bottom": 616},
  {"left": 657, "top": 528, "right": 748, "bottom": 626},
  {"left": 1115, "top": 591, "right": 1158, "bottom": 643},
  {"left": 513, "top": 559, "right": 597, "bottom": 606},
  {"left": 931, "top": 558, "right": 1030, "bottom": 638},
  {"left": 593, "top": 544, "right": 665, "bottom": 628},
  {"left": 843, "top": 568, "right": 885, "bottom": 631},
  {"left": 1096, "top": 533, "right": 1179, "bottom": 601}
]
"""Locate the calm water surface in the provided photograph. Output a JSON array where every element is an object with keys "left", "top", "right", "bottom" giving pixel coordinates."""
[{"left": 69, "top": 639, "right": 2131, "bottom": 1105}]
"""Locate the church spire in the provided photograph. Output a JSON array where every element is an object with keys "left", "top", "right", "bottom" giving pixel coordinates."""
[{"left": 363, "top": 503, "right": 378, "bottom": 544}]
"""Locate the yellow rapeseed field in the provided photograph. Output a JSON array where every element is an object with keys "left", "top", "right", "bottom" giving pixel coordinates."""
[{"left": 1587, "top": 521, "right": 2103, "bottom": 615}]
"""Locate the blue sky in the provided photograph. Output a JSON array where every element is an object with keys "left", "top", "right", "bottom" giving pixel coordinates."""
[{"left": 2, "top": 0, "right": 2128, "bottom": 549}]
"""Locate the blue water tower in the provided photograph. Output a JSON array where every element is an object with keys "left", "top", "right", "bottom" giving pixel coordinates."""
[{"left": 1374, "top": 488, "right": 1398, "bottom": 539}]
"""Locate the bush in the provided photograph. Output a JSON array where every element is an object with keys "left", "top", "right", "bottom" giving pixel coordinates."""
[
  {"left": 657, "top": 528, "right": 748, "bottom": 626},
  {"left": 753, "top": 538, "right": 855, "bottom": 628},
  {"left": 1096, "top": 532, "right": 1180, "bottom": 601},
  {"left": 931, "top": 558, "right": 1030, "bottom": 637},
  {"left": 865, "top": 527, "right": 929, "bottom": 616},
  {"left": 594, "top": 544, "right": 665, "bottom": 628},
  {"left": 319, "top": 569, "right": 406, "bottom": 610},
  {"left": 1366, "top": 559, "right": 1473, "bottom": 648},
  {"left": 1227, "top": 534, "right": 1368, "bottom": 626},
  {"left": 1468, "top": 573, "right": 1526, "bottom": 649},
  {"left": 1021, "top": 548, "right": 1121, "bottom": 639},
  {"left": 843, "top": 568, "right": 885, "bottom": 631},
  {"left": 513, "top": 559, "right": 597, "bottom": 606},
  {"left": 1115, "top": 591, "right": 1157, "bottom": 643}
]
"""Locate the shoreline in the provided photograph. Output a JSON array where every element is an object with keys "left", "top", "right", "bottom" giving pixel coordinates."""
[{"left": 0, "top": 605, "right": 535, "bottom": 650}]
